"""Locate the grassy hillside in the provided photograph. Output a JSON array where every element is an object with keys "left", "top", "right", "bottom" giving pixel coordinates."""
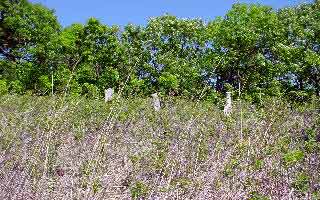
[{"left": 0, "top": 95, "right": 319, "bottom": 199}]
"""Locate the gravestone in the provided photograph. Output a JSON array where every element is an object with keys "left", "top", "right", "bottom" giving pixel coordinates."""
[
  {"left": 105, "top": 88, "right": 114, "bottom": 102},
  {"left": 151, "top": 93, "right": 161, "bottom": 112},
  {"left": 223, "top": 92, "right": 232, "bottom": 116}
]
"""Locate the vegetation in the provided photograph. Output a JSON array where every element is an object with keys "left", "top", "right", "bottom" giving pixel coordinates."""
[
  {"left": 0, "top": 0, "right": 319, "bottom": 199},
  {"left": 1, "top": 0, "right": 319, "bottom": 101},
  {"left": 0, "top": 95, "right": 319, "bottom": 199}
]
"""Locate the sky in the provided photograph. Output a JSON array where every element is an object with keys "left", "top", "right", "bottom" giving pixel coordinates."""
[{"left": 29, "top": 0, "right": 311, "bottom": 27}]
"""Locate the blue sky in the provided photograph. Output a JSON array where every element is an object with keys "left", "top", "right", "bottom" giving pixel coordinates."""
[{"left": 30, "top": 0, "right": 311, "bottom": 27}]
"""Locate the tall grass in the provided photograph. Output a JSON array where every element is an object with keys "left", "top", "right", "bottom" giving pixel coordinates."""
[{"left": 0, "top": 95, "right": 319, "bottom": 199}]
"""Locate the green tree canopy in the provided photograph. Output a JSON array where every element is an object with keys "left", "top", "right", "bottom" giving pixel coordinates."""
[{"left": 0, "top": 0, "right": 319, "bottom": 101}]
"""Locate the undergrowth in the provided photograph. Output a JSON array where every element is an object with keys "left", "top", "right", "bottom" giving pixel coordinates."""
[{"left": 0, "top": 95, "right": 319, "bottom": 199}]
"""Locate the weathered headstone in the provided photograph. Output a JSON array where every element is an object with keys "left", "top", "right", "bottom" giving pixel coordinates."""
[
  {"left": 223, "top": 92, "right": 232, "bottom": 116},
  {"left": 151, "top": 93, "right": 161, "bottom": 112},
  {"left": 105, "top": 88, "right": 114, "bottom": 102}
]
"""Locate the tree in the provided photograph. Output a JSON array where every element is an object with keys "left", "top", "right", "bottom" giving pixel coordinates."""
[
  {"left": 1, "top": 0, "right": 318, "bottom": 100},
  {"left": 77, "top": 18, "right": 124, "bottom": 94},
  {"left": 144, "top": 15, "right": 207, "bottom": 96},
  {"left": 121, "top": 24, "right": 152, "bottom": 95},
  {"left": 277, "top": 2, "right": 320, "bottom": 96},
  {"left": 207, "top": 4, "right": 285, "bottom": 96},
  {"left": 0, "top": 0, "right": 61, "bottom": 93}
]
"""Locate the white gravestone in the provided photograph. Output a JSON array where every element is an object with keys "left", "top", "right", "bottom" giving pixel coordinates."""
[
  {"left": 151, "top": 93, "right": 161, "bottom": 112},
  {"left": 223, "top": 92, "right": 232, "bottom": 116},
  {"left": 105, "top": 88, "right": 114, "bottom": 102}
]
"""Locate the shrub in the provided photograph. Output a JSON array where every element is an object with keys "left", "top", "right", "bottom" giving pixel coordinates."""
[
  {"left": 159, "top": 72, "right": 180, "bottom": 94},
  {"left": 292, "top": 172, "right": 310, "bottom": 194},
  {"left": 249, "top": 192, "right": 269, "bottom": 200},
  {"left": 0, "top": 80, "right": 8, "bottom": 96},
  {"left": 283, "top": 150, "right": 304, "bottom": 167},
  {"left": 38, "top": 75, "right": 52, "bottom": 94},
  {"left": 9, "top": 80, "right": 24, "bottom": 94},
  {"left": 82, "top": 83, "right": 100, "bottom": 99},
  {"left": 130, "top": 181, "right": 149, "bottom": 199}
]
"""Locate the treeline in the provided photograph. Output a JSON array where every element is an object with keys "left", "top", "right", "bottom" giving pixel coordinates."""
[{"left": 0, "top": 0, "right": 319, "bottom": 102}]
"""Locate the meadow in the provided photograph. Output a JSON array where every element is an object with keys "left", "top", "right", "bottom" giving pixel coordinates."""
[{"left": 0, "top": 95, "right": 319, "bottom": 199}]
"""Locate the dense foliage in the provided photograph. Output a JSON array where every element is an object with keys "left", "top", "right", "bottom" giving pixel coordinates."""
[{"left": 0, "top": 0, "right": 319, "bottom": 102}]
